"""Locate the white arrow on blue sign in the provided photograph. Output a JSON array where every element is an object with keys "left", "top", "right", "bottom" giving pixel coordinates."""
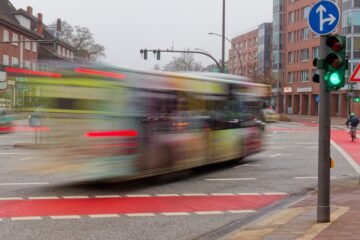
[{"left": 308, "top": 0, "right": 340, "bottom": 35}]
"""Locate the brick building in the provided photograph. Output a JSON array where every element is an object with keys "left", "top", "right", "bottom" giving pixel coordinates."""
[
  {"left": 229, "top": 24, "right": 273, "bottom": 82},
  {"left": 273, "top": 0, "right": 360, "bottom": 117},
  {"left": 0, "top": 0, "right": 76, "bottom": 107}
]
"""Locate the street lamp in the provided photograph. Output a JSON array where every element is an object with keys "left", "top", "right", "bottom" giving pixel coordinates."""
[{"left": 208, "top": 32, "right": 242, "bottom": 74}]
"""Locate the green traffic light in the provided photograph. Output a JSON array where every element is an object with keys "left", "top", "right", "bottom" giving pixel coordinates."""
[
  {"left": 329, "top": 72, "right": 341, "bottom": 85},
  {"left": 354, "top": 97, "right": 360, "bottom": 103}
]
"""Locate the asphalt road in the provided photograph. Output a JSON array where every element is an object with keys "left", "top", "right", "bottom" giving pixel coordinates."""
[{"left": 0, "top": 121, "right": 358, "bottom": 240}]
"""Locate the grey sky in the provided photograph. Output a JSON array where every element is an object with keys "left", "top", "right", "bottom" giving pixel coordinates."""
[{"left": 11, "top": 0, "right": 273, "bottom": 70}]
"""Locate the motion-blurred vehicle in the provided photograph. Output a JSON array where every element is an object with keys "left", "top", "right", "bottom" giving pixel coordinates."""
[
  {"left": 261, "top": 108, "right": 280, "bottom": 122},
  {"left": 7, "top": 63, "right": 271, "bottom": 181},
  {"left": 0, "top": 108, "right": 14, "bottom": 133}
]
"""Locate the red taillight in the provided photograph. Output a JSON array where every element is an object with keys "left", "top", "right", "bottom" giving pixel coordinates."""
[
  {"left": 84, "top": 130, "right": 138, "bottom": 138},
  {"left": 5, "top": 67, "right": 62, "bottom": 78},
  {"left": 75, "top": 68, "right": 126, "bottom": 79}
]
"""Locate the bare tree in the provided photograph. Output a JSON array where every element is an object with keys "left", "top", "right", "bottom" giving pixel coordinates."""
[
  {"left": 163, "top": 52, "right": 203, "bottom": 72},
  {"left": 49, "top": 21, "right": 74, "bottom": 44},
  {"left": 49, "top": 21, "right": 105, "bottom": 61}
]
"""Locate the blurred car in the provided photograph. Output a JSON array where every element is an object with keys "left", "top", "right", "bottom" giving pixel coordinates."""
[
  {"left": 0, "top": 108, "right": 14, "bottom": 133},
  {"left": 261, "top": 108, "right": 280, "bottom": 123}
]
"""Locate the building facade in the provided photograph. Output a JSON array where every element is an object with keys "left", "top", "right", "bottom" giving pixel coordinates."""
[
  {"left": 342, "top": 0, "right": 360, "bottom": 116},
  {"left": 271, "top": 0, "right": 356, "bottom": 117},
  {"left": 229, "top": 23, "right": 273, "bottom": 83},
  {"left": 0, "top": 0, "right": 76, "bottom": 107}
]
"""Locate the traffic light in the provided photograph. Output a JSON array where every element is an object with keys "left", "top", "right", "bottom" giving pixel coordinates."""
[
  {"left": 312, "top": 58, "right": 320, "bottom": 83},
  {"left": 156, "top": 50, "right": 161, "bottom": 60},
  {"left": 324, "top": 35, "right": 348, "bottom": 90},
  {"left": 354, "top": 96, "right": 360, "bottom": 103},
  {"left": 140, "top": 49, "right": 148, "bottom": 60}
]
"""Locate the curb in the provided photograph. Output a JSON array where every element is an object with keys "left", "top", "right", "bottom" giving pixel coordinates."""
[{"left": 196, "top": 188, "right": 314, "bottom": 240}]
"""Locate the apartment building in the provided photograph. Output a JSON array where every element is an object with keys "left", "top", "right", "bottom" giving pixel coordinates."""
[
  {"left": 229, "top": 23, "right": 272, "bottom": 83},
  {"left": 272, "top": 0, "right": 356, "bottom": 117}
]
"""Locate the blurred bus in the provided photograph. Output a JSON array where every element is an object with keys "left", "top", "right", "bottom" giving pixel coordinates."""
[{"left": 7, "top": 64, "right": 269, "bottom": 181}]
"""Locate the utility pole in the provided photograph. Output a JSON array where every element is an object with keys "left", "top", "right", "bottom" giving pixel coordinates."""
[
  {"left": 317, "top": 36, "right": 331, "bottom": 222},
  {"left": 221, "top": 0, "right": 226, "bottom": 73}
]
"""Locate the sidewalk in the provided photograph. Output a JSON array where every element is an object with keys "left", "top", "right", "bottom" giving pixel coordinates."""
[
  {"left": 285, "top": 114, "right": 347, "bottom": 129},
  {"left": 224, "top": 177, "right": 360, "bottom": 240},
  {"left": 222, "top": 116, "right": 360, "bottom": 240}
]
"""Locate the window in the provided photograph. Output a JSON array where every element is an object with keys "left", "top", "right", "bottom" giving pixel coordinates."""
[
  {"left": 11, "top": 57, "right": 19, "bottom": 66},
  {"left": 301, "top": 49, "right": 309, "bottom": 61},
  {"left": 38, "top": 63, "right": 49, "bottom": 72},
  {"left": 62, "top": 47, "right": 66, "bottom": 56},
  {"left": 302, "top": 6, "right": 310, "bottom": 19},
  {"left": 288, "top": 72, "right": 295, "bottom": 83},
  {"left": 57, "top": 46, "right": 61, "bottom": 55},
  {"left": 301, "top": 28, "right": 309, "bottom": 40},
  {"left": 312, "top": 47, "right": 319, "bottom": 59},
  {"left": 288, "top": 32, "right": 294, "bottom": 43},
  {"left": 300, "top": 70, "right": 309, "bottom": 82},
  {"left": 32, "top": 42, "right": 37, "bottom": 52},
  {"left": 11, "top": 33, "right": 18, "bottom": 46},
  {"left": 288, "top": 52, "right": 295, "bottom": 63},
  {"left": 70, "top": 52, "right": 74, "bottom": 60},
  {"left": 288, "top": 11, "right": 295, "bottom": 24},
  {"left": 25, "top": 38, "right": 31, "bottom": 50},
  {"left": 32, "top": 62, "right": 37, "bottom": 70},
  {"left": 2, "top": 55, "right": 9, "bottom": 66},
  {"left": 24, "top": 60, "right": 31, "bottom": 69},
  {"left": 3, "top": 30, "right": 9, "bottom": 42}
]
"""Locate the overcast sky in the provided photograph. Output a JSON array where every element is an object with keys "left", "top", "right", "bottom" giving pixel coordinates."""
[{"left": 11, "top": 0, "right": 273, "bottom": 70}]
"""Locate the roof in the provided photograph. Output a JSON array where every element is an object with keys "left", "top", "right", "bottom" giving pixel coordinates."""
[{"left": 0, "top": 0, "right": 40, "bottom": 39}]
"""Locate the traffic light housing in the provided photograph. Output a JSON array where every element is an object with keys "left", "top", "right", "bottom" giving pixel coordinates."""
[
  {"left": 354, "top": 96, "right": 360, "bottom": 103},
  {"left": 156, "top": 50, "right": 161, "bottom": 60},
  {"left": 324, "top": 35, "right": 348, "bottom": 90}
]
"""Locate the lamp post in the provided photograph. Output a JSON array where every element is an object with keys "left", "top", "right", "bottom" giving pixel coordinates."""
[
  {"left": 222, "top": 0, "right": 225, "bottom": 73},
  {"left": 209, "top": 32, "right": 242, "bottom": 74}
]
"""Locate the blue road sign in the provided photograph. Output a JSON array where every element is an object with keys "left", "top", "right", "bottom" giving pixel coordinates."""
[
  {"left": 308, "top": 0, "right": 340, "bottom": 35},
  {"left": 316, "top": 95, "right": 320, "bottom": 103}
]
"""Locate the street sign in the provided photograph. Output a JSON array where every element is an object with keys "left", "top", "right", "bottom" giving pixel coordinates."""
[
  {"left": 308, "top": 0, "right": 340, "bottom": 35},
  {"left": 349, "top": 64, "right": 360, "bottom": 82},
  {"left": 316, "top": 95, "right": 320, "bottom": 103}
]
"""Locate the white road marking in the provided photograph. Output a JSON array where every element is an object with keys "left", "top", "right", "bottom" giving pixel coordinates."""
[
  {"left": 210, "top": 193, "right": 235, "bottom": 196},
  {"left": 126, "top": 194, "right": 151, "bottom": 197},
  {"left": 263, "top": 192, "right": 287, "bottom": 195},
  {"left": 195, "top": 211, "right": 224, "bottom": 215},
  {"left": 228, "top": 210, "right": 256, "bottom": 214},
  {"left": 206, "top": 178, "right": 257, "bottom": 181},
  {"left": 270, "top": 153, "right": 282, "bottom": 158},
  {"left": 155, "top": 194, "right": 180, "bottom": 197},
  {"left": 89, "top": 214, "right": 119, "bottom": 218},
  {"left": 28, "top": 196, "right": 59, "bottom": 200},
  {"left": 19, "top": 157, "right": 37, "bottom": 161},
  {"left": 62, "top": 196, "right": 89, "bottom": 199},
  {"left": 182, "top": 193, "right": 208, "bottom": 196},
  {"left": 273, "top": 131, "right": 278, "bottom": 134},
  {"left": 237, "top": 193, "right": 261, "bottom": 195},
  {"left": 234, "top": 164, "right": 261, "bottom": 169},
  {"left": 126, "top": 213, "right": 155, "bottom": 217},
  {"left": 0, "top": 182, "right": 49, "bottom": 186},
  {"left": 95, "top": 195, "right": 120, "bottom": 198},
  {"left": 50, "top": 215, "right": 81, "bottom": 219},
  {"left": 0, "top": 197, "right": 23, "bottom": 200},
  {"left": 12, "top": 216, "right": 42, "bottom": 221},
  {"left": 0, "top": 153, "right": 26, "bottom": 155},
  {"left": 294, "top": 177, "right": 337, "bottom": 179},
  {"left": 162, "top": 212, "right": 191, "bottom": 216},
  {"left": 331, "top": 140, "right": 360, "bottom": 175}
]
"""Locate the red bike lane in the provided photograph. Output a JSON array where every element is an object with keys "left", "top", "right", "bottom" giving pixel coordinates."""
[{"left": 331, "top": 129, "right": 360, "bottom": 165}]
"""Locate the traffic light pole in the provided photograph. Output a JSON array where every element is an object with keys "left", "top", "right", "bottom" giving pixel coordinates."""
[{"left": 317, "top": 36, "right": 331, "bottom": 223}]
